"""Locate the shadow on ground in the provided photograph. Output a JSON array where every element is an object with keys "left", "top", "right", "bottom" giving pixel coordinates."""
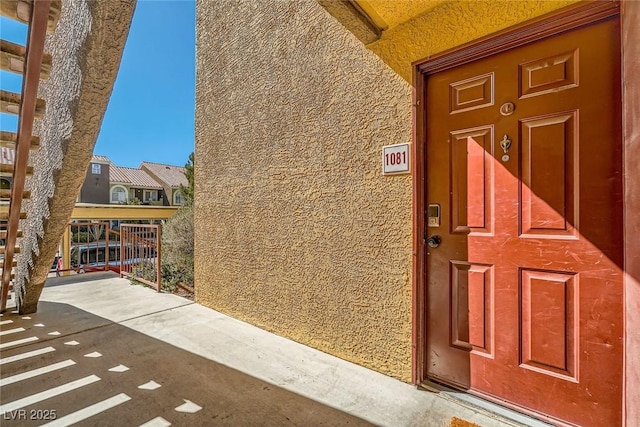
[{"left": 0, "top": 301, "right": 371, "bottom": 426}]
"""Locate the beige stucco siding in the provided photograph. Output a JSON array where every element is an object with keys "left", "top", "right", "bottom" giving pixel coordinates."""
[
  {"left": 368, "top": 0, "right": 578, "bottom": 82},
  {"left": 195, "top": 0, "right": 413, "bottom": 380}
]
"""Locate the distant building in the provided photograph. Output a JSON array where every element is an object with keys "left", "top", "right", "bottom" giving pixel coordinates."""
[
  {"left": 78, "top": 155, "right": 110, "bottom": 204},
  {"left": 77, "top": 155, "right": 187, "bottom": 206},
  {"left": 141, "top": 162, "right": 189, "bottom": 206},
  {"left": 0, "top": 147, "right": 15, "bottom": 190}
]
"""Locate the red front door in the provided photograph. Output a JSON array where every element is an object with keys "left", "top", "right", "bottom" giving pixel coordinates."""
[{"left": 425, "top": 18, "right": 622, "bottom": 426}]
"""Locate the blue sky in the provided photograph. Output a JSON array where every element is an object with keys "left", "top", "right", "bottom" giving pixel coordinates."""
[{"left": 0, "top": 0, "right": 195, "bottom": 169}]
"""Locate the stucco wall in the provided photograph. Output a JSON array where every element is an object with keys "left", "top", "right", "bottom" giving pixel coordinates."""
[
  {"left": 15, "top": 0, "right": 135, "bottom": 313},
  {"left": 195, "top": 0, "right": 414, "bottom": 380},
  {"left": 368, "top": 0, "right": 578, "bottom": 81},
  {"left": 194, "top": 0, "right": 584, "bottom": 382}
]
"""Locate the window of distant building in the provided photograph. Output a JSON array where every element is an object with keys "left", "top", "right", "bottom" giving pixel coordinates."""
[
  {"left": 143, "top": 190, "right": 157, "bottom": 202},
  {"left": 173, "top": 190, "right": 184, "bottom": 205},
  {"left": 91, "top": 163, "right": 101, "bottom": 174},
  {"left": 111, "top": 186, "right": 127, "bottom": 203}
]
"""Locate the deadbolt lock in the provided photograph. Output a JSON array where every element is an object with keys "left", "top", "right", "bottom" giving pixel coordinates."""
[
  {"left": 426, "top": 235, "right": 442, "bottom": 248},
  {"left": 500, "top": 102, "right": 516, "bottom": 116}
]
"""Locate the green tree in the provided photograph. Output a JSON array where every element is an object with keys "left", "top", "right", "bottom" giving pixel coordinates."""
[
  {"left": 161, "top": 204, "right": 193, "bottom": 289},
  {"left": 160, "top": 152, "right": 195, "bottom": 291},
  {"left": 120, "top": 197, "right": 142, "bottom": 205},
  {"left": 179, "top": 152, "right": 194, "bottom": 206}
]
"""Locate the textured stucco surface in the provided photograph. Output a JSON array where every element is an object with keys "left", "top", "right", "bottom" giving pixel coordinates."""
[
  {"left": 195, "top": 0, "right": 413, "bottom": 380},
  {"left": 14, "top": 0, "right": 136, "bottom": 313},
  {"left": 362, "top": 0, "right": 448, "bottom": 28},
  {"left": 316, "top": 0, "right": 380, "bottom": 44},
  {"left": 194, "top": 0, "right": 586, "bottom": 382},
  {"left": 367, "top": 0, "right": 579, "bottom": 81}
]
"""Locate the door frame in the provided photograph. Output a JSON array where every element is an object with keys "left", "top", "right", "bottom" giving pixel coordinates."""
[{"left": 411, "top": 0, "right": 639, "bottom": 423}]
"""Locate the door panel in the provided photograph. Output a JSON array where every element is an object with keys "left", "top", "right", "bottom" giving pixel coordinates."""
[
  {"left": 449, "top": 73, "right": 494, "bottom": 113},
  {"left": 520, "top": 112, "right": 577, "bottom": 238},
  {"left": 449, "top": 261, "right": 493, "bottom": 356},
  {"left": 520, "top": 269, "right": 578, "bottom": 381},
  {"left": 519, "top": 50, "right": 578, "bottom": 98},
  {"left": 426, "top": 18, "right": 622, "bottom": 426},
  {"left": 450, "top": 126, "right": 494, "bottom": 234}
]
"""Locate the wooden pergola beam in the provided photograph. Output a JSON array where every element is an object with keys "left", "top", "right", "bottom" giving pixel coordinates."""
[
  {"left": 0, "top": 0, "right": 62, "bottom": 33},
  {"left": 1, "top": 39, "right": 52, "bottom": 79},
  {"left": 0, "top": 164, "right": 34, "bottom": 176},
  {"left": 0, "top": 247, "right": 21, "bottom": 255},
  {"left": 0, "top": 211, "right": 27, "bottom": 220},
  {"left": 0, "top": 230, "right": 23, "bottom": 239},
  {"left": 2, "top": 260, "right": 17, "bottom": 269},
  {"left": 0, "top": 89, "right": 45, "bottom": 118},
  {"left": 0, "top": 0, "right": 31, "bottom": 24},
  {"left": 0, "top": 189, "right": 31, "bottom": 199},
  {"left": 0, "top": 131, "right": 40, "bottom": 150}
]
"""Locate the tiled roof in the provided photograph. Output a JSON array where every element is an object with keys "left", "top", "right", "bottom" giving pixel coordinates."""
[
  {"left": 91, "top": 155, "right": 111, "bottom": 164},
  {"left": 140, "top": 161, "right": 188, "bottom": 188},
  {"left": 109, "top": 165, "right": 163, "bottom": 189}
]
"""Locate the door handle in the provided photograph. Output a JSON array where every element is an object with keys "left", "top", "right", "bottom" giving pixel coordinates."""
[{"left": 426, "top": 235, "right": 441, "bottom": 248}]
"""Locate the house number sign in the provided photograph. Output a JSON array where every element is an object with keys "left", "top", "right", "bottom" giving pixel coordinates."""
[{"left": 382, "top": 143, "right": 410, "bottom": 175}]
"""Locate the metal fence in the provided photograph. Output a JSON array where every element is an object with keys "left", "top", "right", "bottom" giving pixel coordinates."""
[
  {"left": 119, "top": 224, "right": 162, "bottom": 292},
  {"left": 55, "top": 222, "right": 161, "bottom": 294},
  {"left": 55, "top": 221, "right": 120, "bottom": 275}
]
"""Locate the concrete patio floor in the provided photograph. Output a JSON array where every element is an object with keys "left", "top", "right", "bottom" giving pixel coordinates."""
[{"left": 0, "top": 273, "right": 551, "bottom": 426}]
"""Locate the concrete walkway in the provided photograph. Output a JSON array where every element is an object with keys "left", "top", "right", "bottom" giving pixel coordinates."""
[{"left": 0, "top": 274, "right": 551, "bottom": 426}]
